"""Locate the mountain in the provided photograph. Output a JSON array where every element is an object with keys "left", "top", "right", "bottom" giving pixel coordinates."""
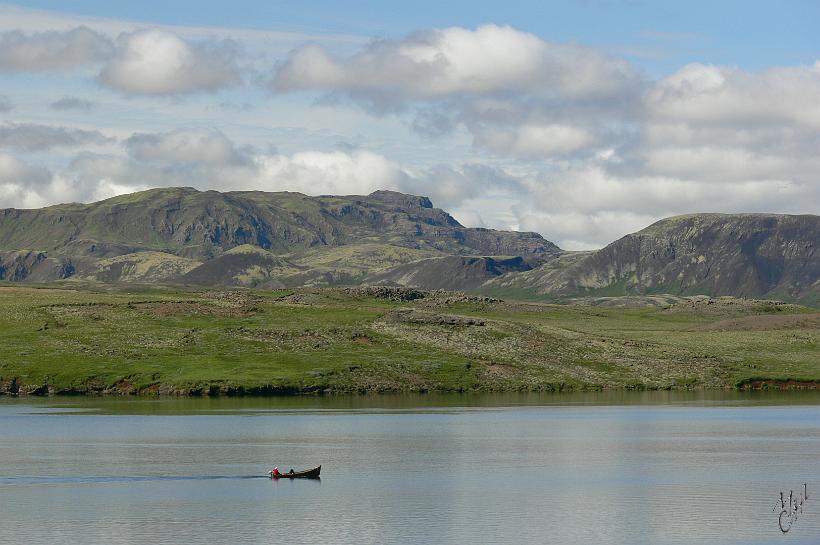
[
  {"left": 0, "top": 187, "right": 558, "bottom": 259},
  {"left": 1, "top": 189, "right": 816, "bottom": 304},
  {"left": 0, "top": 187, "right": 560, "bottom": 285},
  {"left": 483, "top": 213, "right": 819, "bottom": 306}
]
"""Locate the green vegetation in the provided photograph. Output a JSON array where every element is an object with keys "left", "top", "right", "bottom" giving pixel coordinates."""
[
  {"left": 0, "top": 284, "right": 816, "bottom": 396},
  {"left": 288, "top": 243, "right": 442, "bottom": 273}
]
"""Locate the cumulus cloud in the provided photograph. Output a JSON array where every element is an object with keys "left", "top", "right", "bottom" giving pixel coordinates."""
[
  {"left": 0, "top": 152, "right": 55, "bottom": 208},
  {"left": 0, "top": 26, "right": 113, "bottom": 71},
  {"left": 63, "top": 129, "right": 407, "bottom": 199},
  {"left": 0, "top": 150, "right": 165, "bottom": 209},
  {"left": 99, "top": 29, "right": 241, "bottom": 95},
  {"left": 126, "top": 129, "right": 250, "bottom": 165},
  {"left": 0, "top": 153, "right": 134, "bottom": 209},
  {"left": 609, "top": 60, "right": 820, "bottom": 187},
  {"left": 646, "top": 62, "right": 820, "bottom": 129},
  {"left": 0, "top": 25, "right": 243, "bottom": 95},
  {"left": 50, "top": 96, "right": 96, "bottom": 111},
  {"left": 272, "top": 24, "right": 640, "bottom": 158},
  {"left": 269, "top": 22, "right": 820, "bottom": 204},
  {"left": 0, "top": 123, "right": 112, "bottom": 152},
  {"left": 0, "top": 95, "right": 12, "bottom": 113}
]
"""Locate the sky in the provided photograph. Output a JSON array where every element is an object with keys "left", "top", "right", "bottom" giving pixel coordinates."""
[{"left": 0, "top": 1, "right": 818, "bottom": 249}]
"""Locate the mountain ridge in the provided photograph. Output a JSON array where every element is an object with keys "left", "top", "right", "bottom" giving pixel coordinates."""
[
  {"left": 483, "top": 212, "right": 819, "bottom": 305},
  {"left": 0, "top": 186, "right": 559, "bottom": 254}
]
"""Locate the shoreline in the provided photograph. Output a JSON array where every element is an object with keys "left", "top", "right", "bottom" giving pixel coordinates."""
[{"left": 2, "top": 379, "right": 819, "bottom": 398}]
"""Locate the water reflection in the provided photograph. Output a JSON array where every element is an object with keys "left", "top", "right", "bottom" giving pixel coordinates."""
[{"left": 2, "top": 389, "right": 820, "bottom": 416}]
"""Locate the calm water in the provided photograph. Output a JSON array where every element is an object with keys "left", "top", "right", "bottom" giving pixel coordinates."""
[{"left": 1, "top": 392, "right": 818, "bottom": 545}]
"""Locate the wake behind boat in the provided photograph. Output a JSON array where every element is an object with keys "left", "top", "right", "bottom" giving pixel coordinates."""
[{"left": 268, "top": 465, "right": 321, "bottom": 479}]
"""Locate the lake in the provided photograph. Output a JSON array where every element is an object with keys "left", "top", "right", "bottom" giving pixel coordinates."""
[{"left": 1, "top": 391, "right": 818, "bottom": 545}]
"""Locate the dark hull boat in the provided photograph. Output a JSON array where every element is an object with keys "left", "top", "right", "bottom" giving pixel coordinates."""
[{"left": 269, "top": 465, "right": 321, "bottom": 479}]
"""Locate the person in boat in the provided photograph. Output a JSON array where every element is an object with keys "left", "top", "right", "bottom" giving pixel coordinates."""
[{"left": 271, "top": 467, "right": 280, "bottom": 477}]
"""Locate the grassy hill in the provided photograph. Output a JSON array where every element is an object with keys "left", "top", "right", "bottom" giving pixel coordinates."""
[{"left": 0, "top": 284, "right": 816, "bottom": 396}]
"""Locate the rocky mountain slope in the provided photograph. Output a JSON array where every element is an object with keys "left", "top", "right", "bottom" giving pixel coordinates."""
[
  {"left": 0, "top": 187, "right": 560, "bottom": 286},
  {"left": 368, "top": 255, "right": 533, "bottom": 291},
  {"left": 483, "top": 214, "right": 819, "bottom": 305}
]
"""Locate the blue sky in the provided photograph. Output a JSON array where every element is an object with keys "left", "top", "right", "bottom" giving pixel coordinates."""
[{"left": 0, "top": 1, "right": 818, "bottom": 249}]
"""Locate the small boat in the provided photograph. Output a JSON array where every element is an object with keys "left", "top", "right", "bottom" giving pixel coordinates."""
[{"left": 268, "top": 465, "right": 321, "bottom": 479}]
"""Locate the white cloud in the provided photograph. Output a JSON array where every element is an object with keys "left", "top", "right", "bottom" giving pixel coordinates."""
[
  {"left": 99, "top": 29, "right": 241, "bottom": 95},
  {"left": 269, "top": 23, "right": 820, "bottom": 198},
  {"left": 0, "top": 152, "right": 55, "bottom": 208},
  {"left": 513, "top": 209, "right": 659, "bottom": 251},
  {"left": 0, "top": 23, "right": 245, "bottom": 96},
  {"left": 610, "top": 60, "right": 820, "bottom": 188},
  {"left": 636, "top": 145, "right": 820, "bottom": 184},
  {"left": 647, "top": 62, "right": 820, "bottom": 129},
  {"left": 0, "top": 26, "right": 112, "bottom": 71},
  {"left": 0, "top": 154, "right": 142, "bottom": 209},
  {"left": 272, "top": 24, "right": 640, "bottom": 158},
  {"left": 0, "top": 153, "right": 52, "bottom": 184},
  {"left": 274, "top": 24, "right": 638, "bottom": 100},
  {"left": 69, "top": 153, "right": 159, "bottom": 187},
  {"left": 511, "top": 164, "right": 817, "bottom": 248},
  {"left": 472, "top": 124, "right": 595, "bottom": 157},
  {"left": 68, "top": 130, "right": 407, "bottom": 198},
  {"left": 257, "top": 150, "right": 405, "bottom": 195},
  {"left": 1, "top": 154, "right": 156, "bottom": 209}
]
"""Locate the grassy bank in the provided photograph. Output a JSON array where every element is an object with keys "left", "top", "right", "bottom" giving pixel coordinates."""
[{"left": 0, "top": 284, "right": 817, "bottom": 395}]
